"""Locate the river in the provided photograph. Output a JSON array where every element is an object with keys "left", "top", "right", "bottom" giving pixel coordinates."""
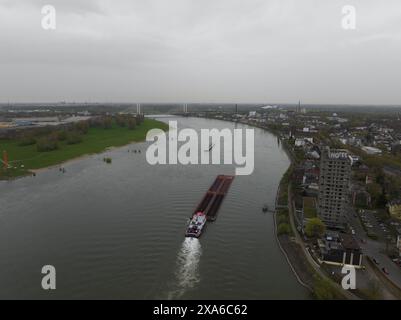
[{"left": 0, "top": 116, "right": 309, "bottom": 299}]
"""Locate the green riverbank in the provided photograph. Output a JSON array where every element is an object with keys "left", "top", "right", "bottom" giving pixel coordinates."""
[{"left": 0, "top": 118, "right": 168, "bottom": 179}]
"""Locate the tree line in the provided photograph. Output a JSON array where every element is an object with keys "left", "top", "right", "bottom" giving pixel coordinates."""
[{"left": 15, "top": 114, "right": 145, "bottom": 152}]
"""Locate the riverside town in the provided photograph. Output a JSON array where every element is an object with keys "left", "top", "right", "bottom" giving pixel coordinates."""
[{"left": 1, "top": 1, "right": 400, "bottom": 313}]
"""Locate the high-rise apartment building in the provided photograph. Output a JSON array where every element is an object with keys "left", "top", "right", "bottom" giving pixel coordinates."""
[{"left": 318, "top": 147, "right": 351, "bottom": 228}]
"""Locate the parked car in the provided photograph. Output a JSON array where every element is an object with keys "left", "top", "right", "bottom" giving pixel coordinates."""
[
  {"left": 372, "top": 257, "right": 380, "bottom": 265},
  {"left": 382, "top": 267, "right": 389, "bottom": 275}
]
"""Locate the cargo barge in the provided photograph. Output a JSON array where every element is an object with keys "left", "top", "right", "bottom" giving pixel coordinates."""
[{"left": 185, "top": 175, "right": 234, "bottom": 238}]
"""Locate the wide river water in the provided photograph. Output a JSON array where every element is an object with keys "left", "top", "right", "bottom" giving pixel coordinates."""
[{"left": 0, "top": 116, "right": 309, "bottom": 299}]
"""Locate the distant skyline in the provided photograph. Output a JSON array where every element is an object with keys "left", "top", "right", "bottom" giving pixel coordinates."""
[{"left": 1, "top": 0, "right": 401, "bottom": 104}]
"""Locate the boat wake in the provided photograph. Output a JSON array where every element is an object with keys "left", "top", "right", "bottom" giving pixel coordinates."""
[{"left": 167, "top": 237, "right": 202, "bottom": 299}]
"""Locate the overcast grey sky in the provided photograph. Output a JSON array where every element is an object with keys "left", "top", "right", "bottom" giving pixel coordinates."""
[{"left": 0, "top": 0, "right": 400, "bottom": 104}]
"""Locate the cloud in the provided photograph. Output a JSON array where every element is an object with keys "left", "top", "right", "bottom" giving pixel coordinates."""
[{"left": 0, "top": 0, "right": 401, "bottom": 104}]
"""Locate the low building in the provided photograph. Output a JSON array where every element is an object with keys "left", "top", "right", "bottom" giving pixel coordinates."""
[
  {"left": 14, "top": 119, "right": 34, "bottom": 126},
  {"left": 0, "top": 122, "right": 14, "bottom": 128},
  {"left": 348, "top": 155, "right": 360, "bottom": 166},
  {"left": 361, "top": 146, "right": 382, "bottom": 155},
  {"left": 295, "top": 138, "right": 306, "bottom": 147},
  {"left": 317, "top": 233, "right": 363, "bottom": 267},
  {"left": 388, "top": 200, "right": 401, "bottom": 220}
]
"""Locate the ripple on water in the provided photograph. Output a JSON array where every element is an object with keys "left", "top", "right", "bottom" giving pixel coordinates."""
[{"left": 0, "top": 116, "right": 308, "bottom": 299}]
